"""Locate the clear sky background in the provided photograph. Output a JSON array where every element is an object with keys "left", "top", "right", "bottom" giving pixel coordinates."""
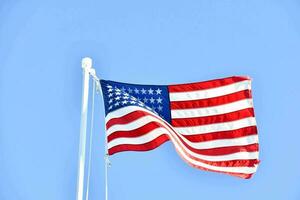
[{"left": 1, "top": 1, "right": 300, "bottom": 199}]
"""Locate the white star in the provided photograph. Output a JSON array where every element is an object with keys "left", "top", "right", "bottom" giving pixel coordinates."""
[
  {"left": 115, "top": 88, "right": 121, "bottom": 92},
  {"left": 108, "top": 105, "right": 113, "bottom": 110},
  {"left": 150, "top": 97, "right": 155, "bottom": 103},
  {"left": 115, "top": 92, "right": 121, "bottom": 95},
  {"left": 155, "top": 88, "right": 162, "bottom": 95},
  {"left": 121, "top": 87, "right": 126, "bottom": 93},
  {"left": 134, "top": 88, "right": 139, "bottom": 94},
  {"left": 128, "top": 88, "right": 133, "bottom": 93},
  {"left": 141, "top": 88, "right": 146, "bottom": 94},
  {"left": 109, "top": 99, "right": 113, "bottom": 104},
  {"left": 115, "top": 96, "right": 121, "bottom": 100},
  {"left": 123, "top": 96, "right": 129, "bottom": 99},
  {"left": 143, "top": 97, "right": 148, "bottom": 103},
  {"left": 122, "top": 100, "right": 128, "bottom": 105},
  {"left": 108, "top": 88, "right": 113, "bottom": 92},
  {"left": 130, "top": 100, "right": 136, "bottom": 104},
  {"left": 114, "top": 102, "right": 120, "bottom": 106},
  {"left": 156, "top": 97, "right": 162, "bottom": 104},
  {"left": 108, "top": 93, "right": 113, "bottom": 98},
  {"left": 158, "top": 105, "right": 163, "bottom": 111},
  {"left": 106, "top": 85, "right": 112, "bottom": 88},
  {"left": 148, "top": 88, "right": 154, "bottom": 95}
]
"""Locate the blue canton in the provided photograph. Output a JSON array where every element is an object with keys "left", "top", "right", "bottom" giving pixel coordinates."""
[{"left": 100, "top": 80, "right": 171, "bottom": 123}]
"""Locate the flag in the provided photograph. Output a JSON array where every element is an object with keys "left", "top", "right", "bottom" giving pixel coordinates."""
[{"left": 100, "top": 76, "right": 259, "bottom": 179}]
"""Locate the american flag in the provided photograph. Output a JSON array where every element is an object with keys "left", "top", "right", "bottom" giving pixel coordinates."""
[{"left": 100, "top": 76, "right": 259, "bottom": 179}]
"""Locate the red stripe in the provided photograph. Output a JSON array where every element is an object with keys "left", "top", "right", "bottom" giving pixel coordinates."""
[
  {"left": 168, "top": 76, "right": 250, "bottom": 93},
  {"left": 200, "top": 159, "right": 259, "bottom": 168},
  {"left": 170, "top": 90, "right": 252, "bottom": 109},
  {"left": 108, "top": 134, "right": 169, "bottom": 155},
  {"left": 171, "top": 108, "right": 255, "bottom": 127},
  {"left": 108, "top": 121, "right": 163, "bottom": 142},
  {"left": 106, "top": 110, "right": 148, "bottom": 130},
  {"left": 183, "top": 143, "right": 259, "bottom": 156},
  {"left": 175, "top": 132, "right": 259, "bottom": 156},
  {"left": 183, "top": 126, "right": 258, "bottom": 142}
]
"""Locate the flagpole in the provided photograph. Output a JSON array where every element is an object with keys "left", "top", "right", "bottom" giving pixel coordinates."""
[
  {"left": 76, "top": 57, "right": 92, "bottom": 200},
  {"left": 89, "top": 65, "right": 110, "bottom": 200}
]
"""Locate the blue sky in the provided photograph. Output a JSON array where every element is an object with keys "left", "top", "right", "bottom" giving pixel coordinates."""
[{"left": 1, "top": 0, "right": 300, "bottom": 199}]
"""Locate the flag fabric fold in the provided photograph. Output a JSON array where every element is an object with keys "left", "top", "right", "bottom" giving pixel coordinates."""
[{"left": 100, "top": 76, "right": 259, "bottom": 179}]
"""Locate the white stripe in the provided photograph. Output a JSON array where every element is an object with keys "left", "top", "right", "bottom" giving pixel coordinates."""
[
  {"left": 106, "top": 115, "right": 156, "bottom": 136},
  {"left": 171, "top": 99, "right": 253, "bottom": 119},
  {"left": 108, "top": 127, "right": 166, "bottom": 149},
  {"left": 186, "top": 135, "right": 258, "bottom": 149},
  {"left": 190, "top": 151, "right": 258, "bottom": 162},
  {"left": 175, "top": 117, "right": 257, "bottom": 135},
  {"left": 169, "top": 80, "right": 251, "bottom": 101},
  {"left": 106, "top": 106, "right": 147, "bottom": 123}
]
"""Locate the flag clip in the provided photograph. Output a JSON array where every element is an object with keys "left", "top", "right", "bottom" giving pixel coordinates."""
[{"left": 105, "top": 153, "right": 111, "bottom": 167}]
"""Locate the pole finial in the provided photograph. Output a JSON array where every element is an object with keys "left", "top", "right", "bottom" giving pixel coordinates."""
[{"left": 82, "top": 57, "right": 92, "bottom": 69}]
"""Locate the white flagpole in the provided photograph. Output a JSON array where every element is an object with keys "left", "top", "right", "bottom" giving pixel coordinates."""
[
  {"left": 76, "top": 57, "right": 93, "bottom": 200},
  {"left": 89, "top": 65, "right": 110, "bottom": 200}
]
